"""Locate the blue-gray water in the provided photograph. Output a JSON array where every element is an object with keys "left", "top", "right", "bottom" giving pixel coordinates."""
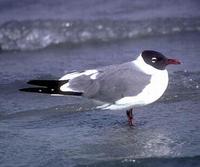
[{"left": 0, "top": 1, "right": 200, "bottom": 167}]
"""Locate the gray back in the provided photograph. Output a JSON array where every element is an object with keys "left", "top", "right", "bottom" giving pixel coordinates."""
[{"left": 69, "top": 62, "right": 151, "bottom": 103}]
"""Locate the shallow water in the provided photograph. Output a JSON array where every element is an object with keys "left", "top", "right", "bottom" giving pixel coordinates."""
[
  {"left": 1, "top": 31, "right": 200, "bottom": 167},
  {"left": 1, "top": 1, "right": 200, "bottom": 167}
]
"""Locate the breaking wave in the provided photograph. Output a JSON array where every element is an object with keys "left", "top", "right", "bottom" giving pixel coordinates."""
[{"left": 0, "top": 18, "right": 200, "bottom": 51}]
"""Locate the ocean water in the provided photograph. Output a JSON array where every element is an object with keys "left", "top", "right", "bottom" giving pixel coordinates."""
[{"left": 0, "top": 0, "right": 200, "bottom": 167}]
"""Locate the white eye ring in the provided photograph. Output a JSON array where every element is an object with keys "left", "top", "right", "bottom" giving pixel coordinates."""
[{"left": 152, "top": 57, "right": 157, "bottom": 63}]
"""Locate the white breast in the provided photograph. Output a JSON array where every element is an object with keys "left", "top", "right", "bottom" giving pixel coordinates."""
[
  {"left": 132, "top": 55, "right": 169, "bottom": 105},
  {"left": 136, "top": 69, "right": 169, "bottom": 105},
  {"left": 112, "top": 70, "right": 168, "bottom": 108}
]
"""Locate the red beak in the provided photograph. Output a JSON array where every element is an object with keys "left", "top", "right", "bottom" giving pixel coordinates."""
[{"left": 166, "top": 58, "right": 181, "bottom": 65}]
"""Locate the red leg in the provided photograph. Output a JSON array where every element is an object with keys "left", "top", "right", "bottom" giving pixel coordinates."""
[{"left": 126, "top": 108, "right": 133, "bottom": 126}]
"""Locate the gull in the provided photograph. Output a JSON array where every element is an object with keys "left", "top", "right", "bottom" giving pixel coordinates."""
[{"left": 20, "top": 50, "right": 181, "bottom": 125}]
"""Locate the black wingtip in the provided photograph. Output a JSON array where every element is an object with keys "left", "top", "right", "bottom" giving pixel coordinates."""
[
  {"left": 27, "top": 80, "right": 35, "bottom": 85},
  {"left": 19, "top": 88, "right": 28, "bottom": 92},
  {"left": 27, "top": 79, "right": 68, "bottom": 87},
  {"left": 20, "top": 79, "right": 83, "bottom": 96},
  {"left": 19, "top": 87, "right": 47, "bottom": 93},
  {"left": 19, "top": 87, "right": 83, "bottom": 96}
]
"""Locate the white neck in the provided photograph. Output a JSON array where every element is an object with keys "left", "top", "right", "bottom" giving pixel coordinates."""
[
  {"left": 133, "top": 54, "right": 164, "bottom": 75},
  {"left": 131, "top": 54, "right": 169, "bottom": 105}
]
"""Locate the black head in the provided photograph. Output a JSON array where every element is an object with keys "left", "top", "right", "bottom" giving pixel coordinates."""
[{"left": 141, "top": 50, "right": 181, "bottom": 70}]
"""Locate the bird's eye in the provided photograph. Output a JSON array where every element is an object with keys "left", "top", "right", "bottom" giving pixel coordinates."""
[{"left": 151, "top": 57, "right": 157, "bottom": 63}]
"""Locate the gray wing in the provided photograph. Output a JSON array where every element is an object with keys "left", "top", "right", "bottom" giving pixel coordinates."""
[{"left": 67, "top": 62, "right": 151, "bottom": 103}]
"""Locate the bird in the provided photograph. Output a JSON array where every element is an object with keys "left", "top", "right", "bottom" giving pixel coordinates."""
[{"left": 20, "top": 50, "right": 181, "bottom": 126}]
